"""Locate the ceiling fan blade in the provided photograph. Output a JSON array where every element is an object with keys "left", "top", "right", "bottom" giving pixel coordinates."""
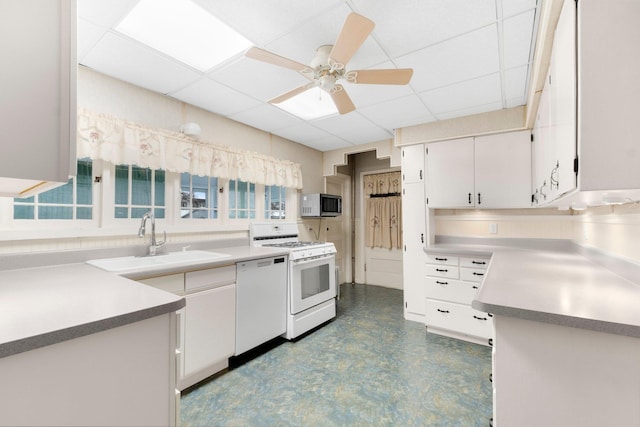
[
  {"left": 269, "top": 82, "right": 317, "bottom": 104},
  {"left": 329, "top": 13, "right": 375, "bottom": 67},
  {"left": 330, "top": 85, "right": 356, "bottom": 115},
  {"left": 350, "top": 69, "right": 414, "bottom": 85},
  {"left": 245, "top": 47, "right": 312, "bottom": 78}
]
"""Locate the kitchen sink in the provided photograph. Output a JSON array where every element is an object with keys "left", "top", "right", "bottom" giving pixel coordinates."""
[{"left": 87, "top": 250, "right": 231, "bottom": 273}]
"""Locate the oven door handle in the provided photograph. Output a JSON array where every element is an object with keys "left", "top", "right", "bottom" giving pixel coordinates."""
[{"left": 292, "top": 254, "right": 335, "bottom": 265}]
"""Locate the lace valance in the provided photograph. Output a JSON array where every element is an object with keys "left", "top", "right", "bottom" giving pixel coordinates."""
[{"left": 76, "top": 109, "right": 303, "bottom": 189}]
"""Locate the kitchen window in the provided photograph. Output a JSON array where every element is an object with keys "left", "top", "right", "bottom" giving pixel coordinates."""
[
  {"left": 13, "top": 159, "right": 93, "bottom": 220},
  {"left": 114, "top": 164, "right": 165, "bottom": 219},
  {"left": 228, "top": 179, "right": 255, "bottom": 219},
  {"left": 265, "top": 185, "right": 286, "bottom": 220},
  {"left": 180, "top": 173, "right": 219, "bottom": 219}
]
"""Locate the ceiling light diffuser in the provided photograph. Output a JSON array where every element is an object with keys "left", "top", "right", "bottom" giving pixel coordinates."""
[
  {"left": 274, "top": 87, "right": 338, "bottom": 120},
  {"left": 115, "top": 0, "right": 252, "bottom": 72}
]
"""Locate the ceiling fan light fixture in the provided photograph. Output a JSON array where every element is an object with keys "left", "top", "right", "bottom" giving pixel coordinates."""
[{"left": 273, "top": 87, "right": 338, "bottom": 120}]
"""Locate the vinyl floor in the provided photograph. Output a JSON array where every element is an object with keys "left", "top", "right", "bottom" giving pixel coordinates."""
[{"left": 180, "top": 283, "right": 493, "bottom": 427}]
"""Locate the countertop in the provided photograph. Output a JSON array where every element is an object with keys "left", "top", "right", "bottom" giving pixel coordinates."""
[
  {"left": 0, "top": 245, "right": 290, "bottom": 359},
  {"left": 424, "top": 238, "right": 640, "bottom": 338}
]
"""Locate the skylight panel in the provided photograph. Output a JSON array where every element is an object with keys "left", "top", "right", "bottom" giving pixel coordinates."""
[
  {"left": 274, "top": 87, "right": 338, "bottom": 120},
  {"left": 115, "top": 0, "right": 252, "bottom": 72}
]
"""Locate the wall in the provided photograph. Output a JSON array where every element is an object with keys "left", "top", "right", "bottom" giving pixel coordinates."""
[{"left": 434, "top": 204, "right": 640, "bottom": 263}]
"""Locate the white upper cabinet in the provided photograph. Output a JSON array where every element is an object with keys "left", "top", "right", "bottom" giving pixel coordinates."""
[
  {"left": 401, "top": 144, "right": 425, "bottom": 184},
  {"left": 534, "top": 0, "right": 640, "bottom": 207},
  {"left": 0, "top": 0, "right": 77, "bottom": 197},
  {"left": 427, "top": 132, "right": 531, "bottom": 209}
]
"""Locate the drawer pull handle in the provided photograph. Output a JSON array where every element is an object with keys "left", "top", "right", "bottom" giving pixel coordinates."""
[
  {"left": 435, "top": 268, "right": 448, "bottom": 273},
  {"left": 437, "top": 309, "right": 450, "bottom": 314},
  {"left": 472, "top": 272, "right": 484, "bottom": 276},
  {"left": 488, "top": 338, "right": 493, "bottom": 347},
  {"left": 436, "top": 280, "right": 448, "bottom": 285},
  {"left": 435, "top": 257, "right": 448, "bottom": 261},
  {"left": 488, "top": 313, "right": 493, "bottom": 317},
  {"left": 473, "top": 315, "right": 488, "bottom": 321},
  {"left": 472, "top": 285, "right": 479, "bottom": 289},
  {"left": 472, "top": 260, "right": 486, "bottom": 265}
]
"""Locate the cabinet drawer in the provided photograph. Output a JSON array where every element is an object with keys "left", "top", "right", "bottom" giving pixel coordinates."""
[
  {"left": 425, "top": 253, "right": 459, "bottom": 266},
  {"left": 459, "top": 256, "right": 490, "bottom": 269},
  {"left": 425, "top": 264, "right": 459, "bottom": 279},
  {"left": 425, "top": 300, "right": 493, "bottom": 339},
  {"left": 460, "top": 267, "right": 486, "bottom": 283},
  {"left": 425, "top": 277, "right": 477, "bottom": 305},
  {"left": 185, "top": 265, "right": 236, "bottom": 291},
  {"left": 137, "top": 273, "right": 184, "bottom": 294}
]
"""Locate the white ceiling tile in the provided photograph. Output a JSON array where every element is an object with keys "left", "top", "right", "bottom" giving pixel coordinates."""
[
  {"left": 504, "top": 65, "right": 529, "bottom": 101},
  {"left": 340, "top": 125, "right": 393, "bottom": 145},
  {"left": 420, "top": 73, "right": 502, "bottom": 114},
  {"left": 80, "top": 32, "right": 202, "bottom": 94},
  {"left": 503, "top": 10, "right": 536, "bottom": 68},
  {"left": 352, "top": 0, "right": 497, "bottom": 57},
  {"left": 397, "top": 24, "right": 500, "bottom": 92},
  {"left": 170, "top": 78, "right": 262, "bottom": 116},
  {"left": 78, "top": 18, "right": 107, "bottom": 61},
  {"left": 211, "top": 57, "right": 309, "bottom": 102},
  {"left": 435, "top": 101, "right": 503, "bottom": 120},
  {"left": 193, "top": 0, "right": 344, "bottom": 45},
  {"left": 302, "top": 136, "right": 354, "bottom": 151},
  {"left": 506, "top": 96, "right": 526, "bottom": 108},
  {"left": 358, "top": 95, "right": 435, "bottom": 130},
  {"left": 501, "top": 0, "right": 538, "bottom": 18},
  {"left": 78, "top": 0, "right": 139, "bottom": 28},
  {"left": 312, "top": 112, "right": 379, "bottom": 136},
  {"left": 272, "top": 122, "right": 335, "bottom": 146},
  {"left": 228, "top": 104, "right": 303, "bottom": 132}
]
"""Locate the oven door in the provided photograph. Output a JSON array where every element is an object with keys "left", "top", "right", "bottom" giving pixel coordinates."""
[{"left": 290, "top": 254, "right": 336, "bottom": 314}]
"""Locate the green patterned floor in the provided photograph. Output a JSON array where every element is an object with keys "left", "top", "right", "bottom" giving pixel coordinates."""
[{"left": 181, "top": 284, "right": 493, "bottom": 426}]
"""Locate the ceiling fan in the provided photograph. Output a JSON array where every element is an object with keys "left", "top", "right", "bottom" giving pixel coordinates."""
[{"left": 245, "top": 13, "right": 414, "bottom": 115}]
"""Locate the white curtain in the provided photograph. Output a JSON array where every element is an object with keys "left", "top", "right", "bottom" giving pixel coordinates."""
[
  {"left": 364, "top": 171, "right": 403, "bottom": 250},
  {"left": 76, "top": 109, "right": 304, "bottom": 189},
  {"left": 363, "top": 172, "right": 401, "bottom": 196}
]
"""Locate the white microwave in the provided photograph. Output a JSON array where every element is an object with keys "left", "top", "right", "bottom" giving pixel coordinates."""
[{"left": 300, "top": 193, "right": 342, "bottom": 217}]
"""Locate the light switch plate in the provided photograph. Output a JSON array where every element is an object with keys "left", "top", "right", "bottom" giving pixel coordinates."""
[{"left": 489, "top": 223, "right": 498, "bottom": 234}]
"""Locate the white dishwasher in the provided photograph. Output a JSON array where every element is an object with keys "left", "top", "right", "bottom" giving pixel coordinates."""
[{"left": 235, "top": 255, "right": 287, "bottom": 355}]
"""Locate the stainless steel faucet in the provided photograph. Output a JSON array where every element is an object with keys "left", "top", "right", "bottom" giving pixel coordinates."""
[{"left": 138, "top": 210, "right": 166, "bottom": 256}]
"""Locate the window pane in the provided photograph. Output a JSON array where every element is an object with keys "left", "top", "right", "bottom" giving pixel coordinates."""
[
  {"left": 13, "top": 205, "right": 34, "bottom": 219},
  {"left": 210, "top": 178, "right": 218, "bottom": 209},
  {"left": 15, "top": 196, "right": 34, "bottom": 203},
  {"left": 39, "top": 206, "right": 73, "bottom": 219},
  {"left": 154, "top": 208, "right": 165, "bottom": 219},
  {"left": 155, "top": 170, "right": 165, "bottom": 206},
  {"left": 115, "top": 165, "right": 129, "bottom": 205},
  {"left": 76, "top": 207, "right": 92, "bottom": 219},
  {"left": 115, "top": 207, "right": 128, "bottom": 218},
  {"left": 132, "top": 207, "right": 150, "bottom": 219},
  {"left": 249, "top": 183, "right": 255, "bottom": 209},
  {"left": 76, "top": 159, "right": 93, "bottom": 205},
  {"left": 39, "top": 179, "right": 73, "bottom": 204},
  {"left": 132, "top": 167, "right": 152, "bottom": 206},
  {"left": 229, "top": 180, "right": 236, "bottom": 209}
]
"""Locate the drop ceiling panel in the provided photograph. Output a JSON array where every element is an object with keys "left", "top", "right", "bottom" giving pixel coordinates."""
[
  {"left": 503, "top": 10, "right": 536, "bottom": 68},
  {"left": 78, "top": 19, "right": 107, "bottom": 61},
  {"left": 229, "top": 104, "right": 303, "bottom": 133},
  {"left": 171, "top": 78, "right": 262, "bottom": 116},
  {"left": 210, "top": 57, "right": 309, "bottom": 102},
  {"left": 77, "top": 0, "right": 138, "bottom": 28},
  {"left": 420, "top": 73, "right": 502, "bottom": 115},
  {"left": 502, "top": 0, "right": 538, "bottom": 18},
  {"left": 436, "top": 101, "right": 503, "bottom": 121},
  {"left": 358, "top": 95, "right": 435, "bottom": 130},
  {"left": 504, "top": 65, "right": 529, "bottom": 102},
  {"left": 272, "top": 122, "right": 336, "bottom": 146},
  {"left": 81, "top": 32, "right": 202, "bottom": 95},
  {"left": 298, "top": 136, "right": 353, "bottom": 152},
  {"left": 352, "top": 0, "right": 497, "bottom": 57},
  {"left": 397, "top": 24, "right": 500, "bottom": 92},
  {"left": 312, "top": 111, "right": 380, "bottom": 137},
  {"left": 193, "top": 0, "right": 344, "bottom": 45}
]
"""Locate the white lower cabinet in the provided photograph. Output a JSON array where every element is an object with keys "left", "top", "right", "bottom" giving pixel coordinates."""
[
  {"left": 424, "top": 252, "right": 493, "bottom": 345},
  {"left": 181, "top": 283, "right": 235, "bottom": 390}
]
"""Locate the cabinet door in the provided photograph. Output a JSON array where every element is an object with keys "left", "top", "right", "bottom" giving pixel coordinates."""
[
  {"left": 402, "top": 181, "right": 426, "bottom": 316},
  {"left": 401, "top": 144, "right": 425, "bottom": 184},
  {"left": 0, "top": 0, "right": 76, "bottom": 196},
  {"left": 475, "top": 131, "right": 532, "bottom": 208},
  {"left": 426, "top": 138, "right": 475, "bottom": 208},
  {"left": 183, "top": 284, "right": 236, "bottom": 377}
]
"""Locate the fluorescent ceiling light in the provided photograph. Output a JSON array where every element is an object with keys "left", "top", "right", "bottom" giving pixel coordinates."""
[
  {"left": 274, "top": 87, "right": 338, "bottom": 120},
  {"left": 115, "top": 0, "right": 252, "bottom": 71}
]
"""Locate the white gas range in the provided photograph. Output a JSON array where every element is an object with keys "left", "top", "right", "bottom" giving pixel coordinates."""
[{"left": 250, "top": 223, "right": 337, "bottom": 339}]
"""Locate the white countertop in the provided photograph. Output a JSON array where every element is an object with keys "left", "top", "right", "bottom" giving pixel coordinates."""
[
  {"left": 425, "top": 239, "right": 640, "bottom": 337},
  {"left": 0, "top": 245, "right": 290, "bottom": 359}
]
